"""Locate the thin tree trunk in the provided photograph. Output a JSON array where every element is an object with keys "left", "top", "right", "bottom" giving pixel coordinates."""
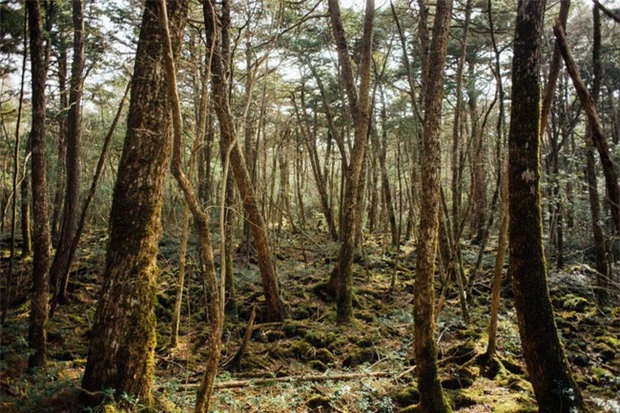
[
  {"left": 554, "top": 22, "right": 620, "bottom": 236},
  {"left": 587, "top": 4, "right": 608, "bottom": 301},
  {"left": 205, "top": 0, "right": 284, "bottom": 322},
  {"left": 50, "top": 0, "right": 84, "bottom": 304},
  {"left": 2, "top": 6, "right": 28, "bottom": 324},
  {"left": 485, "top": 162, "right": 508, "bottom": 359},
  {"left": 413, "top": 0, "right": 453, "bottom": 411}
]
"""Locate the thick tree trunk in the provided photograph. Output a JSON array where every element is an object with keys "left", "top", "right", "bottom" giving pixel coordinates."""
[
  {"left": 413, "top": 0, "right": 453, "bottom": 411},
  {"left": 509, "top": 1, "right": 589, "bottom": 411},
  {"left": 27, "top": 0, "right": 51, "bottom": 371},
  {"left": 81, "top": 0, "right": 189, "bottom": 403}
]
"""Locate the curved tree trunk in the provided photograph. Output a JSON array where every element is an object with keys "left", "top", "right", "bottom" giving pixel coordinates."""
[
  {"left": 81, "top": 0, "right": 190, "bottom": 403},
  {"left": 413, "top": 0, "right": 453, "bottom": 411},
  {"left": 508, "top": 1, "right": 589, "bottom": 411}
]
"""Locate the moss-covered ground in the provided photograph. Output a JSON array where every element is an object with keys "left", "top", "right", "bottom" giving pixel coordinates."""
[{"left": 1, "top": 232, "right": 618, "bottom": 412}]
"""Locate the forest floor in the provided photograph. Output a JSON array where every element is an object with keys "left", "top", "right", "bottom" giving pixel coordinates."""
[{"left": 1, "top": 231, "right": 619, "bottom": 412}]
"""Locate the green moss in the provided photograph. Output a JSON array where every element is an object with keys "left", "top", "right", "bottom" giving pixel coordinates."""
[
  {"left": 342, "top": 347, "right": 377, "bottom": 368},
  {"left": 562, "top": 294, "right": 589, "bottom": 312},
  {"left": 308, "top": 360, "right": 328, "bottom": 372},
  {"left": 306, "top": 395, "right": 331, "bottom": 409},
  {"left": 393, "top": 385, "right": 420, "bottom": 406},
  {"left": 597, "top": 335, "right": 620, "bottom": 348}
]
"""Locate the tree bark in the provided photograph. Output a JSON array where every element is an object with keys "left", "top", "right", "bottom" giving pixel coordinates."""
[
  {"left": 26, "top": 0, "right": 52, "bottom": 371},
  {"left": 509, "top": 1, "right": 589, "bottom": 411},
  {"left": 81, "top": 0, "right": 189, "bottom": 403},
  {"left": 326, "top": 0, "right": 374, "bottom": 324},
  {"left": 413, "top": 0, "right": 453, "bottom": 411}
]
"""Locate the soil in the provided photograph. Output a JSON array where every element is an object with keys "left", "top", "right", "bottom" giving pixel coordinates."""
[{"left": 1, "top": 231, "right": 619, "bottom": 412}]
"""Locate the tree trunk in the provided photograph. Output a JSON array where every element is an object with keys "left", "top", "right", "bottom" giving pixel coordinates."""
[
  {"left": 20, "top": 137, "right": 32, "bottom": 258},
  {"left": 205, "top": 0, "right": 284, "bottom": 322},
  {"left": 413, "top": 0, "right": 453, "bottom": 411},
  {"left": 27, "top": 0, "right": 52, "bottom": 371},
  {"left": 81, "top": 0, "right": 190, "bottom": 403},
  {"left": 326, "top": 0, "right": 374, "bottom": 324},
  {"left": 586, "top": 4, "right": 608, "bottom": 301},
  {"left": 554, "top": 22, "right": 620, "bottom": 236},
  {"left": 50, "top": 0, "right": 85, "bottom": 305},
  {"left": 508, "top": 1, "right": 589, "bottom": 411}
]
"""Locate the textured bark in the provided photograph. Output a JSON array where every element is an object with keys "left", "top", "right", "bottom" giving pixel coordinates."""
[
  {"left": 205, "top": 0, "right": 284, "bottom": 322},
  {"left": 20, "top": 138, "right": 32, "bottom": 258},
  {"left": 51, "top": 0, "right": 85, "bottom": 304},
  {"left": 413, "top": 0, "right": 453, "bottom": 411},
  {"left": 326, "top": 0, "right": 374, "bottom": 324},
  {"left": 508, "top": 1, "right": 589, "bottom": 411},
  {"left": 27, "top": 0, "right": 51, "bottom": 370},
  {"left": 81, "top": 0, "right": 189, "bottom": 403}
]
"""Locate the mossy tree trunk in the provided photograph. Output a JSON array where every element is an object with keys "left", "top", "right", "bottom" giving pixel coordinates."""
[
  {"left": 27, "top": 0, "right": 51, "bottom": 371},
  {"left": 81, "top": 0, "right": 189, "bottom": 403},
  {"left": 413, "top": 0, "right": 453, "bottom": 412},
  {"left": 508, "top": 1, "right": 590, "bottom": 411},
  {"left": 326, "top": 0, "right": 374, "bottom": 324}
]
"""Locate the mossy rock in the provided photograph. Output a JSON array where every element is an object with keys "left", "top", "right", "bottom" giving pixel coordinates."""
[
  {"left": 562, "top": 294, "right": 589, "bottom": 312},
  {"left": 597, "top": 335, "right": 620, "bottom": 349},
  {"left": 446, "top": 342, "right": 477, "bottom": 365},
  {"left": 288, "top": 339, "right": 314, "bottom": 360},
  {"left": 441, "top": 376, "right": 474, "bottom": 390},
  {"left": 392, "top": 385, "right": 420, "bottom": 406},
  {"left": 305, "top": 330, "right": 337, "bottom": 348},
  {"left": 308, "top": 359, "right": 328, "bottom": 372},
  {"left": 342, "top": 347, "right": 377, "bottom": 368},
  {"left": 282, "top": 320, "right": 305, "bottom": 338},
  {"left": 450, "top": 391, "right": 477, "bottom": 408},
  {"left": 306, "top": 395, "right": 331, "bottom": 410},
  {"left": 315, "top": 348, "right": 337, "bottom": 364}
]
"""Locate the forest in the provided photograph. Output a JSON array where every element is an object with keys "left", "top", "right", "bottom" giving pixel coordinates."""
[{"left": 0, "top": 0, "right": 619, "bottom": 412}]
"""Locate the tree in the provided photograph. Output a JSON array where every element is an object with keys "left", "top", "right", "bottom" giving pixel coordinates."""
[
  {"left": 508, "top": 0, "right": 590, "bottom": 411},
  {"left": 50, "top": 0, "right": 84, "bottom": 306},
  {"left": 81, "top": 0, "right": 190, "bottom": 403},
  {"left": 326, "top": 0, "right": 375, "bottom": 324},
  {"left": 205, "top": 0, "right": 285, "bottom": 322},
  {"left": 412, "top": 0, "right": 453, "bottom": 411},
  {"left": 26, "top": 0, "right": 52, "bottom": 370}
]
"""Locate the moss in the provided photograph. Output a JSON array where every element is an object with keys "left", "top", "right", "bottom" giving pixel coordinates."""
[
  {"left": 397, "top": 404, "right": 420, "bottom": 413},
  {"left": 315, "top": 348, "right": 336, "bottom": 364},
  {"left": 288, "top": 340, "right": 313, "bottom": 361},
  {"left": 305, "top": 330, "right": 337, "bottom": 348},
  {"left": 282, "top": 320, "right": 305, "bottom": 338},
  {"left": 393, "top": 385, "right": 420, "bottom": 406},
  {"left": 308, "top": 360, "right": 328, "bottom": 372},
  {"left": 562, "top": 294, "right": 589, "bottom": 312},
  {"left": 597, "top": 335, "right": 620, "bottom": 349},
  {"left": 342, "top": 347, "right": 377, "bottom": 368},
  {"left": 306, "top": 395, "right": 331, "bottom": 410}
]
